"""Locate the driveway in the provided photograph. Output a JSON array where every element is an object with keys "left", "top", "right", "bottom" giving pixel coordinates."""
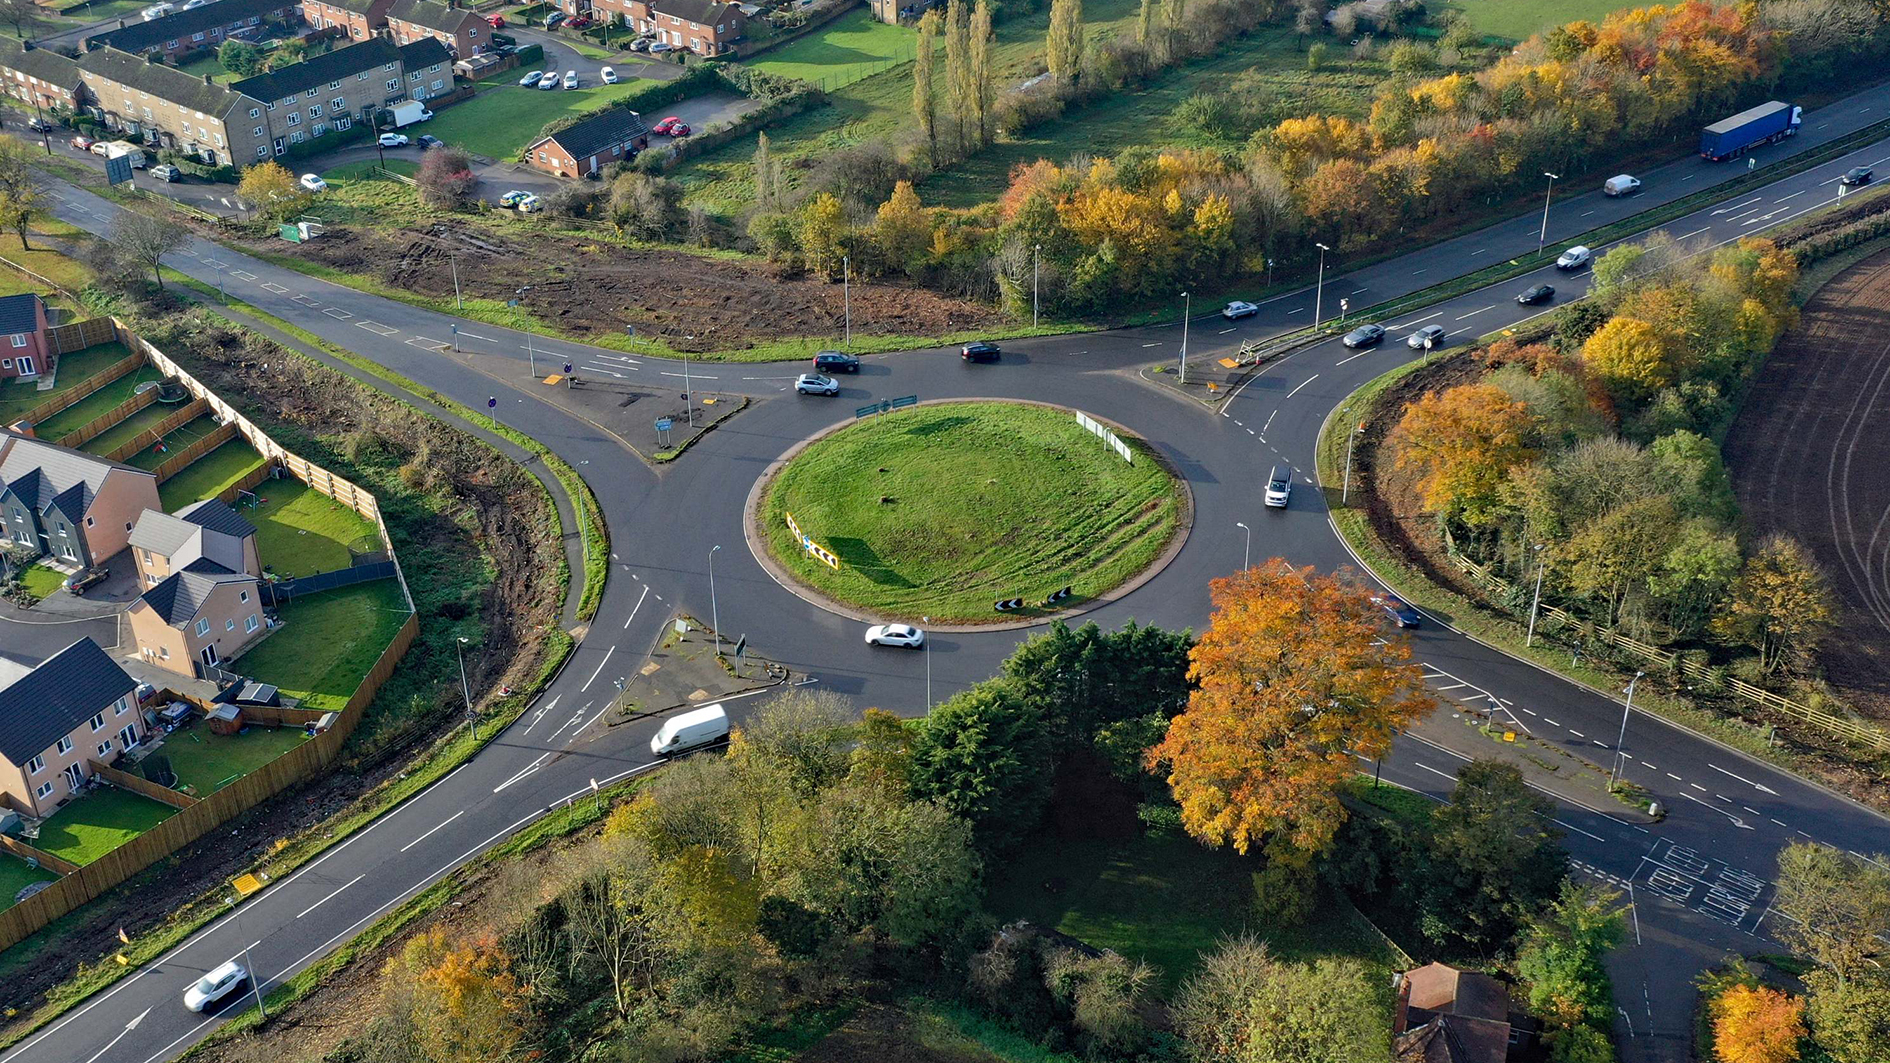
[
  {"left": 23, "top": 133, "right": 253, "bottom": 218},
  {"left": 506, "top": 25, "right": 686, "bottom": 83}
]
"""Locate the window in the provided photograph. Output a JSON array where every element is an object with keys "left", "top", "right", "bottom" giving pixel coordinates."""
[
  {"left": 90, "top": 713, "right": 104, "bottom": 732},
  {"left": 357, "top": 70, "right": 368, "bottom": 80},
  {"left": 331, "top": 96, "right": 345, "bottom": 110},
  {"left": 114, "top": 696, "right": 128, "bottom": 715},
  {"left": 192, "top": 31, "right": 205, "bottom": 41},
  {"left": 84, "top": 516, "right": 94, "bottom": 527},
  {"left": 386, "top": 78, "right": 399, "bottom": 91},
  {"left": 25, "top": 755, "right": 42, "bottom": 775},
  {"left": 308, "top": 104, "right": 322, "bottom": 117},
  {"left": 168, "top": 39, "right": 179, "bottom": 47},
  {"left": 290, "top": 130, "right": 304, "bottom": 143},
  {"left": 97, "top": 741, "right": 113, "bottom": 757},
  {"left": 384, "top": 62, "right": 396, "bottom": 70},
  {"left": 33, "top": 781, "right": 51, "bottom": 800},
  {"left": 249, "top": 107, "right": 259, "bottom": 117},
  {"left": 119, "top": 724, "right": 138, "bottom": 748},
  {"left": 195, "top": 618, "right": 210, "bottom": 636},
  {"left": 431, "top": 79, "right": 443, "bottom": 90},
  {"left": 286, "top": 112, "right": 299, "bottom": 125},
  {"left": 215, "top": 134, "right": 224, "bottom": 147},
  {"left": 225, "top": 618, "right": 235, "bottom": 632},
  {"left": 245, "top": 614, "right": 259, "bottom": 633},
  {"left": 254, "top": 126, "right": 263, "bottom": 136},
  {"left": 240, "top": 589, "right": 250, "bottom": 604},
  {"left": 336, "top": 115, "right": 352, "bottom": 130},
  {"left": 329, "top": 80, "right": 341, "bottom": 90},
  {"left": 0, "top": 358, "right": 9, "bottom": 369},
  {"left": 55, "top": 737, "right": 71, "bottom": 755},
  {"left": 257, "top": 145, "right": 269, "bottom": 158},
  {"left": 307, "top": 88, "right": 318, "bottom": 98}
]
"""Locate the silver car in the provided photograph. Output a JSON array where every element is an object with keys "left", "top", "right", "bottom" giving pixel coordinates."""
[
  {"left": 794, "top": 373, "right": 839, "bottom": 396},
  {"left": 1406, "top": 324, "right": 1446, "bottom": 349}
]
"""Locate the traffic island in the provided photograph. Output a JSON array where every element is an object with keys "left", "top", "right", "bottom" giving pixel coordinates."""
[
  {"left": 606, "top": 613, "right": 796, "bottom": 727},
  {"left": 1135, "top": 330, "right": 1327, "bottom": 408},
  {"left": 745, "top": 399, "right": 1192, "bottom": 627}
]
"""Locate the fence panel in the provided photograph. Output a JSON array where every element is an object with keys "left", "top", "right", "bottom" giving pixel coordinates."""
[
  {"left": 17, "top": 352, "right": 142, "bottom": 430},
  {"left": 99, "top": 398, "right": 209, "bottom": 464},
  {"left": 152, "top": 421, "right": 238, "bottom": 483},
  {"left": 86, "top": 760, "right": 198, "bottom": 810},
  {"left": 0, "top": 834, "right": 79, "bottom": 876},
  {"left": 52, "top": 386, "right": 160, "bottom": 450},
  {"left": 47, "top": 318, "right": 118, "bottom": 355}
]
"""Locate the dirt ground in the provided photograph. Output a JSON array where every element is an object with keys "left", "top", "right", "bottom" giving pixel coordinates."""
[
  {"left": 1723, "top": 245, "right": 1890, "bottom": 722},
  {"left": 280, "top": 220, "right": 1002, "bottom": 355}
]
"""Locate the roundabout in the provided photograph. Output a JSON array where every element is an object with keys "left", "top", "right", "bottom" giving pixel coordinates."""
[{"left": 750, "top": 400, "right": 1190, "bottom": 624}]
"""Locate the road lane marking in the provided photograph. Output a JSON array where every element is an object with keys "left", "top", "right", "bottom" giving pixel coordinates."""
[
  {"left": 658, "top": 371, "right": 718, "bottom": 379},
  {"left": 1773, "top": 190, "right": 1804, "bottom": 203},
  {"left": 322, "top": 307, "right": 353, "bottom": 320},
  {"left": 1337, "top": 349, "right": 1373, "bottom": 365},
  {"left": 1387, "top": 312, "right": 1441, "bottom": 329},
  {"left": 624, "top": 583, "right": 649, "bottom": 628},
  {"left": 1141, "top": 342, "right": 1161, "bottom": 347},
  {"left": 459, "top": 332, "right": 494, "bottom": 341},
  {"left": 581, "top": 644, "right": 616, "bottom": 692},
  {"left": 1710, "top": 763, "right": 1780, "bottom": 794},
  {"left": 1287, "top": 307, "right": 1304, "bottom": 314},
  {"left": 1568, "top": 729, "right": 1585, "bottom": 737},
  {"left": 295, "top": 874, "right": 364, "bottom": 918},
  {"left": 1555, "top": 818, "right": 1606, "bottom": 842},
  {"left": 1283, "top": 374, "right": 1319, "bottom": 399},
  {"left": 1351, "top": 288, "right": 1367, "bottom": 295},
  {"left": 1677, "top": 228, "right": 1709, "bottom": 240},
  {"left": 1471, "top": 249, "right": 1486, "bottom": 256},
  {"left": 1668, "top": 773, "right": 1683, "bottom": 780},
  {"left": 399, "top": 810, "right": 466, "bottom": 853},
  {"left": 291, "top": 294, "right": 319, "bottom": 306},
  {"left": 260, "top": 282, "right": 288, "bottom": 293},
  {"left": 1217, "top": 327, "right": 1236, "bottom": 334},
  {"left": 1415, "top": 762, "right": 1456, "bottom": 782},
  {"left": 1454, "top": 305, "right": 1493, "bottom": 320}
]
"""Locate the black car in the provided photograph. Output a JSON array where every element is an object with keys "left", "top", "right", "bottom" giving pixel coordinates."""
[
  {"left": 1374, "top": 596, "right": 1422, "bottom": 628},
  {"left": 1841, "top": 166, "right": 1874, "bottom": 187},
  {"left": 26, "top": 118, "right": 52, "bottom": 134},
  {"left": 1516, "top": 284, "right": 1555, "bottom": 305},
  {"left": 813, "top": 351, "right": 860, "bottom": 373},
  {"left": 1341, "top": 324, "right": 1385, "bottom": 349},
  {"left": 416, "top": 134, "right": 442, "bottom": 149},
  {"left": 961, "top": 341, "right": 1001, "bottom": 363}
]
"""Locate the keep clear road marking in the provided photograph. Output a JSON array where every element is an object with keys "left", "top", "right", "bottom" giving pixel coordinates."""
[
  {"left": 399, "top": 809, "right": 466, "bottom": 853},
  {"left": 230, "top": 270, "right": 256, "bottom": 281},
  {"left": 322, "top": 307, "right": 353, "bottom": 320},
  {"left": 291, "top": 294, "right": 319, "bottom": 306},
  {"left": 357, "top": 320, "right": 399, "bottom": 336},
  {"left": 295, "top": 874, "right": 364, "bottom": 918}
]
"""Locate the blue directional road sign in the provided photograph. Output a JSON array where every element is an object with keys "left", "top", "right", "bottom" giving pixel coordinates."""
[{"left": 655, "top": 418, "right": 673, "bottom": 432}]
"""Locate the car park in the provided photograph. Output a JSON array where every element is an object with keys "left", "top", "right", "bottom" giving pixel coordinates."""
[
  {"left": 1264, "top": 464, "right": 1292, "bottom": 508},
  {"left": 517, "top": 194, "right": 542, "bottom": 213},
  {"left": 378, "top": 132, "right": 409, "bottom": 147},
  {"left": 1406, "top": 324, "right": 1446, "bottom": 350},
  {"left": 69, "top": 135, "right": 94, "bottom": 151},
  {"left": 961, "top": 341, "right": 1001, "bottom": 362},
  {"left": 795, "top": 373, "right": 840, "bottom": 396},
  {"left": 148, "top": 164, "right": 180, "bottom": 182},
  {"left": 184, "top": 961, "right": 248, "bottom": 1013},
  {"left": 813, "top": 351, "right": 859, "bottom": 373},
  {"left": 1221, "top": 300, "right": 1258, "bottom": 319},
  {"left": 1374, "top": 596, "right": 1422, "bottom": 628},
  {"left": 299, "top": 173, "right": 327, "bottom": 192},
  {"left": 1555, "top": 245, "right": 1592, "bottom": 270},
  {"left": 537, "top": 70, "right": 561, "bottom": 89},
  {"left": 1341, "top": 324, "right": 1385, "bottom": 348},
  {"left": 1516, "top": 284, "right": 1555, "bottom": 305},
  {"left": 865, "top": 623, "right": 924, "bottom": 648},
  {"left": 1841, "top": 166, "right": 1874, "bottom": 186},
  {"left": 498, "top": 189, "right": 529, "bottom": 206},
  {"left": 563, "top": 70, "right": 578, "bottom": 89},
  {"left": 518, "top": 68, "right": 543, "bottom": 86},
  {"left": 601, "top": 66, "right": 618, "bottom": 84}
]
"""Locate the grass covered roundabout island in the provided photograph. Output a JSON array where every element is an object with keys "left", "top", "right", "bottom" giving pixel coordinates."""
[{"left": 757, "top": 401, "right": 1187, "bottom": 622}]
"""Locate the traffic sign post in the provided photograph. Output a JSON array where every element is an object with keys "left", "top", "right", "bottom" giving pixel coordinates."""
[
  {"left": 856, "top": 395, "right": 919, "bottom": 419},
  {"left": 655, "top": 417, "right": 672, "bottom": 448}
]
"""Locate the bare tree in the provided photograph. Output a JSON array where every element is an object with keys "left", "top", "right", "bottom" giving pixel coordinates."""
[
  {"left": 0, "top": 0, "right": 43, "bottom": 41},
  {"left": 111, "top": 211, "right": 188, "bottom": 290}
]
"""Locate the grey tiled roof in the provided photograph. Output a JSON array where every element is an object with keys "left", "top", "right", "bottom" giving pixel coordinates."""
[
  {"left": 396, "top": 36, "right": 450, "bottom": 69},
  {"left": 177, "top": 498, "right": 256, "bottom": 540},
  {"left": 0, "top": 638, "right": 136, "bottom": 766},
  {"left": 0, "top": 431, "right": 153, "bottom": 523},
  {"left": 77, "top": 46, "right": 257, "bottom": 118},
  {"left": 136, "top": 558, "right": 252, "bottom": 627},
  {"left": 229, "top": 36, "right": 399, "bottom": 101},
  {"left": 0, "top": 39, "right": 82, "bottom": 90},
  {"left": 651, "top": 0, "right": 740, "bottom": 27},
  {"left": 387, "top": 0, "right": 476, "bottom": 33},
  {"left": 128, "top": 509, "right": 199, "bottom": 556},
  {"left": 88, "top": 0, "right": 288, "bottom": 55},
  {"left": 541, "top": 107, "right": 648, "bottom": 161},
  {"left": 0, "top": 294, "right": 42, "bottom": 336}
]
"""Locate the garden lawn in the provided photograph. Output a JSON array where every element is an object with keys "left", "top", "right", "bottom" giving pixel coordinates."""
[
  {"left": 250, "top": 479, "right": 381, "bottom": 576},
  {"left": 423, "top": 80, "right": 651, "bottom": 160},
  {"left": 158, "top": 721, "right": 310, "bottom": 796},
  {"left": 30, "top": 365, "right": 162, "bottom": 443},
  {"left": 0, "top": 242, "right": 97, "bottom": 314},
  {"left": 174, "top": 51, "right": 241, "bottom": 85},
  {"left": 760, "top": 402, "right": 1182, "bottom": 620},
  {"left": 30, "top": 787, "right": 178, "bottom": 866},
  {"left": 16, "top": 564, "right": 65, "bottom": 601},
  {"left": 0, "top": 343, "right": 131, "bottom": 431},
  {"left": 157, "top": 438, "right": 265, "bottom": 511},
  {"left": 126, "top": 413, "right": 219, "bottom": 471},
  {"left": 748, "top": 10, "right": 917, "bottom": 91},
  {"left": 78, "top": 398, "right": 183, "bottom": 459},
  {"left": 232, "top": 580, "right": 409, "bottom": 713},
  {"left": 0, "top": 855, "right": 57, "bottom": 911},
  {"left": 1447, "top": 0, "right": 1642, "bottom": 41}
]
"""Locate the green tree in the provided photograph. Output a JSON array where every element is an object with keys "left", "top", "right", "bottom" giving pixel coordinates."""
[
  {"left": 1307, "top": 41, "right": 1329, "bottom": 71},
  {"left": 217, "top": 39, "right": 264, "bottom": 77},
  {"left": 848, "top": 707, "right": 914, "bottom": 795},
  {"left": 236, "top": 160, "right": 309, "bottom": 221},
  {"left": 969, "top": 0, "right": 995, "bottom": 148},
  {"left": 795, "top": 783, "right": 982, "bottom": 944},
  {"left": 1422, "top": 760, "right": 1568, "bottom": 953},
  {"left": 1650, "top": 430, "right": 1737, "bottom": 523},
  {"left": 731, "top": 688, "right": 853, "bottom": 797},
  {"left": 910, "top": 681, "right": 1053, "bottom": 849},
  {"left": 1547, "top": 1024, "right": 1617, "bottom": 1063},
  {"left": 1046, "top": 0, "right": 1084, "bottom": 80},
  {"left": 1647, "top": 521, "right": 1741, "bottom": 638},
  {"left": 1517, "top": 881, "right": 1626, "bottom": 1028},
  {"left": 1173, "top": 936, "right": 1392, "bottom": 1063},
  {"left": 1136, "top": 0, "right": 1155, "bottom": 43},
  {"left": 751, "top": 130, "right": 777, "bottom": 212},
  {"left": 1774, "top": 842, "right": 1890, "bottom": 982},
  {"left": 875, "top": 179, "right": 931, "bottom": 276},
  {"left": 944, "top": 0, "right": 973, "bottom": 153},
  {"left": 913, "top": 11, "right": 941, "bottom": 168},
  {"left": 1001, "top": 619, "right": 1192, "bottom": 752},
  {"left": 796, "top": 192, "right": 848, "bottom": 275},
  {"left": 1712, "top": 536, "right": 1835, "bottom": 674},
  {"left": 1804, "top": 971, "right": 1890, "bottom": 1063},
  {"left": 1558, "top": 495, "right": 1679, "bottom": 626},
  {"left": 0, "top": 136, "right": 42, "bottom": 251}
]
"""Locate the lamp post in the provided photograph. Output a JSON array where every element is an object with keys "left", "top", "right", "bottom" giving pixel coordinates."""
[
  {"left": 922, "top": 615, "right": 932, "bottom": 710},
  {"left": 1313, "top": 242, "right": 1331, "bottom": 328},
  {"left": 516, "top": 287, "right": 535, "bottom": 375},
  {"left": 1178, "top": 291, "right": 1191, "bottom": 385},
  {"left": 1235, "top": 521, "right": 1251, "bottom": 571},
  {"left": 451, "top": 254, "right": 462, "bottom": 309},
  {"left": 708, "top": 545, "right": 721, "bottom": 656},
  {"left": 1341, "top": 422, "right": 1365, "bottom": 504},
  {"left": 222, "top": 896, "right": 267, "bottom": 1021},
  {"left": 1032, "top": 243, "right": 1041, "bottom": 327},
  {"left": 1538, "top": 172, "right": 1560, "bottom": 252},
  {"left": 1525, "top": 543, "right": 1547, "bottom": 647},
  {"left": 455, "top": 635, "right": 473, "bottom": 742},
  {"left": 32, "top": 101, "right": 49, "bottom": 156},
  {"left": 842, "top": 254, "right": 851, "bottom": 348},
  {"left": 1610, "top": 671, "right": 1644, "bottom": 790}
]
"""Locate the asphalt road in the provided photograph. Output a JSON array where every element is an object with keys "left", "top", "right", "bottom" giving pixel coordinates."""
[{"left": 12, "top": 86, "right": 1890, "bottom": 1063}]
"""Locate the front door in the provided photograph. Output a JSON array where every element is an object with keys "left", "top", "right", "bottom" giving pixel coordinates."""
[{"left": 15, "top": 356, "right": 32, "bottom": 376}]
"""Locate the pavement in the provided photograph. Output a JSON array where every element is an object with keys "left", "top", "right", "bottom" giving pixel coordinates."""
[{"left": 12, "top": 76, "right": 1890, "bottom": 1063}]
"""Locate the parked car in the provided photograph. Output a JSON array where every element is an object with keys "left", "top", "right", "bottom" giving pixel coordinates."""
[
  {"left": 299, "top": 173, "right": 327, "bottom": 192},
  {"left": 568, "top": 15, "right": 592, "bottom": 27},
  {"left": 1406, "top": 324, "right": 1446, "bottom": 350},
  {"left": 184, "top": 961, "right": 248, "bottom": 1013},
  {"left": 89, "top": 140, "right": 111, "bottom": 156},
  {"left": 518, "top": 68, "right": 543, "bottom": 86},
  {"left": 649, "top": 40, "right": 674, "bottom": 52},
  {"left": 498, "top": 189, "right": 529, "bottom": 206},
  {"left": 1221, "top": 300, "right": 1258, "bottom": 320},
  {"left": 486, "top": 12, "right": 504, "bottom": 26},
  {"left": 1841, "top": 166, "right": 1874, "bottom": 186},
  {"left": 1603, "top": 173, "right": 1641, "bottom": 196},
  {"left": 795, "top": 373, "right": 840, "bottom": 396},
  {"left": 865, "top": 623, "right": 925, "bottom": 649},
  {"left": 517, "top": 193, "right": 542, "bottom": 213},
  {"left": 652, "top": 115, "right": 679, "bottom": 134},
  {"left": 1374, "top": 596, "right": 1422, "bottom": 628},
  {"left": 26, "top": 117, "right": 51, "bottom": 134},
  {"left": 416, "top": 134, "right": 442, "bottom": 149},
  {"left": 961, "top": 341, "right": 1001, "bottom": 362},
  {"left": 69, "top": 135, "right": 94, "bottom": 151},
  {"left": 813, "top": 351, "right": 859, "bottom": 373},
  {"left": 495, "top": 43, "right": 518, "bottom": 55},
  {"left": 668, "top": 122, "right": 691, "bottom": 137},
  {"left": 377, "top": 132, "right": 409, "bottom": 147},
  {"left": 537, "top": 70, "right": 561, "bottom": 89},
  {"left": 562, "top": 70, "right": 578, "bottom": 89},
  {"left": 600, "top": 66, "right": 618, "bottom": 84},
  {"left": 1516, "top": 283, "right": 1555, "bottom": 305},
  {"left": 1555, "top": 245, "right": 1592, "bottom": 270},
  {"left": 630, "top": 36, "right": 651, "bottom": 51},
  {"left": 1341, "top": 324, "right": 1385, "bottom": 348},
  {"left": 543, "top": 11, "right": 564, "bottom": 27},
  {"left": 148, "top": 164, "right": 180, "bottom": 182},
  {"left": 1264, "top": 464, "right": 1292, "bottom": 508}
]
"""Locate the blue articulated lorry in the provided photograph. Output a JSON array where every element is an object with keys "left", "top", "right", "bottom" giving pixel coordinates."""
[{"left": 1700, "top": 101, "right": 1802, "bottom": 161}]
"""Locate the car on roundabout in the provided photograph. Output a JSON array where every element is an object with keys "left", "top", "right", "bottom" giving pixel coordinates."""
[
  {"left": 865, "top": 623, "right": 925, "bottom": 649},
  {"left": 813, "top": 351, "right": 859, "bottom": 373},
  {"left": 1406, "top": 324, "right": 1446, "bottom": 350},
  {"left": 1374, "top": 596, "right": 1422, "bottom": 628},
  {"left": 794, "top": 373, "right": 839, "bottom": 396},
  {"left": 961, "top": 341, "right": 1001, "bottom": 362}
]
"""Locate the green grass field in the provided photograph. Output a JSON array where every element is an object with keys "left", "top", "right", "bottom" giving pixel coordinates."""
[
  {"left": 749, "top": 10, "right": 917, "bottom": 91},
  {"left": 174, "top": 51, "right": 241, "bottom": 86},
  {"left": 250, "top": 479, "right": 381, "bottom": 576},
  {"left": 126, "top": 412, "right": 219, "bottom": 471},
  {"left": 30, "top": 365, "right": 162, "bottom": 443},
  {"left": 157, "top": 721, "right": 310, "bottom": 796},
  {"left": 78, "top": 396, "right": 187, "bottom": 459},
  {"left": 30, "top": 787, "right": 178, "bottom": 866},
  {"left": 0, "top": 243, "right": 97, "bottom": 314},
  {"left": 232, "top": 580, "right": 409, "bottom": 713},
  {"left": 16, "top": 564, "right": 65, "bottom": 601},
  {"left": 423, "top": 80, "right": 652, "bottom": 160},
  {"left": 0, "top": 855, "right": 57, "bottom": 911},
  {"left": 157, "top": 438, "right": 265, "bottom": 511},
  {"left": 0, "top": 343, "right": 131, "bottom": 430},
  {"left": 760, "top": 402, "right": 1182, "bottom": 620},
  {"left": 1446, "top": 0, "right": 1640, "bottom": 41}
]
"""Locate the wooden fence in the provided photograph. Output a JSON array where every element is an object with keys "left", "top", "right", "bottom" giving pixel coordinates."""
[
  {"left": 0, "top": 611, "right": 418, "bottom": 951},
  {"left": 87, "top": 761, "right": 198, "bottom": 810},
  {"left": 51, "top": 385, "right": 160, "bottom": 450},
  {"left": 13, "top": 351, "right": 141, "bottom": 428},
  {"left": 46, "top": 317, "right": 117, "bottom": 356},
  {"left": 1449, "top": 552, "right": 1890, "bottom": 753},
  {"left": 98, "top": 397, "right": 208, "bottom": 464},
  {"left": 217, "top": 461, "right": 275, "bottom": 507},
  {"left": 0, "top": 834, "right": 79, "bottom": 877},
  {"left": 152, "top": 421, "right": 237, "bottom": 484}
]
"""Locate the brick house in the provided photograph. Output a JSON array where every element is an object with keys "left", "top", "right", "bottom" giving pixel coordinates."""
[
  {"left": 126, "top": 561, "right": 267, "bottom": 678},
  {"left": 85, "top": 0, "right": 297, "bottom": 62},
  {"left": 128, "top": 498, "right": 261, "bottom": 589},
  {"left": 570, "top": 0, "right": 743, "bottom": 55},
  {"left": 386, "top": 0, "right": 487, "bottom": 57},
  {"left": 0, "top": 38, "right": 87, "bottom": 114},
  {"left": 229, "top": 36, "right": 418, "bottom": 152},
  {"left": 0, "top": 638, "right": 144, "bottom": 818},
  {"left": 76, "top": 47, "right": 272, "bottom": 166},
  {"left": 299, "top": 0, "right": 393, "bottom": 42},
  {"left": 397, "top": 37, "right": 453, "bottom": 101},
  {"left": 524, "top": 106, "right": 648, "bottom": 177},
  {"left": 0, "top": 294, "right": 52, "bottom": 382},
  {"left": 0, "top": 431, "right": 160, "bottom": 571}
]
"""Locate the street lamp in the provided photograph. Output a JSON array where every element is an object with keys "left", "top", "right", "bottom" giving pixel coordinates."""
[
  {"left": 1525, "top": 543, "right": 1547, "bottom": 647},
  {"left": 1235, "top": 521, "right": 1251, "bottom": 571},
  {"left": 922, "top": 615, "right": 932, "bottom": 710},
  {"left": 516, "top": 287, "right": 536, "bottom": 376},
  {"left": 221, "top": 895, "right": 267, "bottom": 1020},
  {"left": 708, "top": 545, "right": 721, "bottom": 656},
  {"left": 455, "top": 636, "right": 474, "bottom": 742},
  {"left": 1610, "top": 671, "right": 1644, "bottom": 790},
  {"left": 1538, "top": 172, "right": 1560, "bottom": 252},
  {"left": 1178, "top": 291, "right": 1191, "bottom": 385},
  {"left": 1032, "top": 243, "right": 1041, "bottom": 327},
  {"left": 1313, "top": 242, "right": 1331, "bottom": 328},
  {"left": 842, "top": 254, "right": 851, "bottom": 348},
  {"left": 451, "top": 254, "right": 462, "bottom": 309},
  {"left": 1341, "top": 422, "right": 1365, "bottom": 504}
]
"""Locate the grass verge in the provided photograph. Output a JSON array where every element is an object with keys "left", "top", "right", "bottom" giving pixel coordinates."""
[
  {"left": 15, "top": 563, "right": 65, "bottom": 601},
  {"left": 421, "top": 80, "right": 653, "bottom": 160}
]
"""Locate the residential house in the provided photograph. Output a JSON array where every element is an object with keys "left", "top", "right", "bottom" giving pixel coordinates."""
[
  {"left": 76, "top": 47, "right": 270, "bottom": 165},
  {"left": 128, "top": 498, "right": 260, "bottom": 589},
  {"left": 385, "top": 0, "right": 486, "bottom": 57},
  {"left": 397, "top": 37, "right": 453, "bottom": 101},
  {"left": 126, "top": 560, "right": 266, "bottom": 677},
  {"left": 229, "top": 36, "right": 412, "bottom": 148},
  {"left": 867, "top": 0, "right": 938, "bottom": 23},
  {"left": 0, "top": 38, "right": 87, "bottom": 114},
  {"left": 574, "top": 0, "right": 744, "bottom": 55},
  {"left": 0, "top": 637, "right": 144, "bottom": 818},
  {"left": 85, "top": 0, "right": 298, "bottom": 61},
  {"left": 523, "top": 105, "right": 648, "bottom": 177},
  {"left": 1392, "top": 962, "right": 1527, "bottom": 1063},
  {"left": 299, "top": 0, "right": 393, "bottom": 41},
  {"left": 0, "top": 430, "right": 160, "bottom": 571},
  {"left": 0, "top": 294, "right": 53, "bottom": 382}
]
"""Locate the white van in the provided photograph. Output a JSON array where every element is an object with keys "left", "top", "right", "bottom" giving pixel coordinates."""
[
  {"left": 1265, "top": 464, "right": 1292, "bottom": 508},
  {"left": 1603, "top": 174, "right": 1641, "bottom": 197},
  {"left": 650, "top": 704, "right": 729, "bottom": 757}
]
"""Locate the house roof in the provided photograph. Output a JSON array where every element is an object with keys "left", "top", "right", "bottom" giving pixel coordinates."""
[
  {"left": 78, "top": 46, "right": 255, "bottom": 117},
  {"left": 0, "top": 293, "right": 43, "bottom": 336},
  {"left": 230, "top": 36, "right": 400, "bottom": 101},
  {"left": 1404, "top": 963, "right": 1508, "bottom": 1022},
  {"left": 128, "top": 508, "right": 200, "bottom": 556},
  {"left": 177, "top": 497, "right": 256, "bottom": 540},
  {"left": 305, "top": 0, "right": 385, "bottom": 14},
  {"left": 136, "top": 559, "right": 255, "bottom": 627},
  {"left": 387, "top": 0, "right": 477, "bottom": 33},
  {"left": 1398, "top": 964, "right": 1512, "bottom": 1063},
  {"left": 0, "top": 430, "right": 154, "bottom": 523},
  {"left": 0, "top": 38, "right": 83, "bottom": 89},
  {"left": 397, "top": 36, "right": 451, "bottom": 70},
  {"left": 540, "top": 106, "right": 649, "bottom": 160},
  {"left": 650, "top": 0, "right": 741, "bottom": 27},
  {"left": 0, "top": 638, "right": 136, "bottom": 766},
  {"left": 88, "top": 0, "right": 288, "bottom": 54}
]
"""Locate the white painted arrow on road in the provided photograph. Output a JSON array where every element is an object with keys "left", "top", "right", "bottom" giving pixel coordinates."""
[
  {"left": 81, "top": 1007, "right": 149, "bottom": 1063},
  {"left": 1681, "top": 792, "right": 1754, "bottom": 829},
  {"left": 1710, "top": 763, "right": 1780, "bottom": 795}
]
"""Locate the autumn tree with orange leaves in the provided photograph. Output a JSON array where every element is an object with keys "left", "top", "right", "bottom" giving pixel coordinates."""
[
  {"left": 1389, "top": 382, "right": 1536, "bottom": 527},
  {"left": 1712, "top": 984, "right": 1806, "bottom": 1063},
  {"left": 390, "top": 927, "right": 528, "bottom": 1063},
  {"left": 1146, "top": 562, "right": 1434, "bottom": 860}
]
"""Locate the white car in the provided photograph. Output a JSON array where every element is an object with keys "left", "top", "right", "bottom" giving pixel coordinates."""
[
  {"left": 865, "top": 623, "right": 924, "bottom": 649},
  {"left": 1222, "top": 300, "right": 1258, "bottom": 320},
  {"left": 1406, "top": 324, "right": 1446, "bottom": 349},
  {"left": 794, "top": 373, "right": 839, "bottom": 396},
  {"left": 298, "top": 173, "right": 327, "bottom": 192},
  {"left": 600, "top": 66, "right": 618, "bottom": 84},
  {"left": 518, "top": 69, "right": 543, "bottom": 86},
  {"left": 184, "top": 960, "right": 247, "bottom": 1012},
  {"left": 377, "top": 132, "right": 408, "bottom": 148},
  {"left": 1555, "top": 245, "right": 1592, "bottom": 270},
  {"left": 562, "top": 70, "right": 578, "bottom": 89},
  {"left": 537, "top": 70, "right": 560, "bottom": 89}
]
